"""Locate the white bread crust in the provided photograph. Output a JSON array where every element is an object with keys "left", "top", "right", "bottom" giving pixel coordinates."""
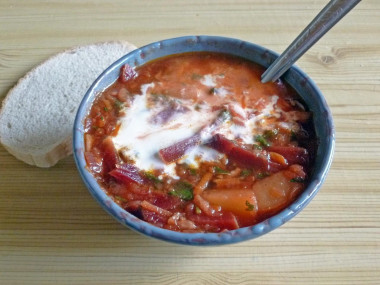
[{"left": 0, "top": 41, "right": 136, "bottom": 167}]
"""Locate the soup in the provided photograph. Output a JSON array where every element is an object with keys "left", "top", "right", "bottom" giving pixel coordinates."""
[{"left": 83, "top": 52, "right": 315, "bottom": 233}]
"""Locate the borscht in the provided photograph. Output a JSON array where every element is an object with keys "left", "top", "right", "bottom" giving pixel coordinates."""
[{"left": 83, "top": 52, "right": 316, "bottom": 233}]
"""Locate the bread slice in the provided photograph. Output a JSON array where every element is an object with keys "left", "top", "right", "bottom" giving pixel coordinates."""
[{"left": 0, "top": 41, "right": 136, "bottom": 167}]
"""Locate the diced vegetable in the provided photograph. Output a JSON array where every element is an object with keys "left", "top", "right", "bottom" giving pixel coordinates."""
[
  {"left": 201, "top": 189, "right": 258, "bottom": 220},
  {"left": 109, "top": 163, "right": 145, "bottom": 185},
  {"left": 252, "top": 165, "right": 306, "bottom": 215}
]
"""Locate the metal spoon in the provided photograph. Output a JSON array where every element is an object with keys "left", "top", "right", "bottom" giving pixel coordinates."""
[{"left": 261, "top": 0, "right": 361, "bottom": 83}]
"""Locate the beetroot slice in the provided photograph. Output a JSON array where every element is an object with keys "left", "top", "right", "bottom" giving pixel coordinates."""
[
  {"left": 208, "top": 134, "right": 283, "bottom": 172},
  {"left": 188, "top": 212, "right": 239, "bottom": 231},
  {"left": 102, "top": 136, "right": 120, "bottom": 173},
  {"left": 119, "top": 63, "right": 137, "bottom": 83},
  {"left": 159, "top": 134, "right": 201, "bottom": 164},
  {"left": 109, "top": 163, "right": 145, "bottom": 185}
]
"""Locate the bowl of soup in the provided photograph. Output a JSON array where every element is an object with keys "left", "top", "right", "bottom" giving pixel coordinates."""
[{"left": 73, "top": 35, "right": 334, "bottom": 245}]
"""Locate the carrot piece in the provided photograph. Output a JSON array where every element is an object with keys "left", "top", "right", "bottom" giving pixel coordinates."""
[
  {"left": 269, "top": 152, "right": 288, "bottom": 166},
  {"left": 193, "top": 194, "right": 220, "bottom": 217},
  {"left": 267, "top": 146, "right": 309, "bottom": 166},
  {"left": 193, "top": 172, "right": 213, "bottom": 195},
  {"left": 141, "top": 200, "right": 173, "bottom": 217}
]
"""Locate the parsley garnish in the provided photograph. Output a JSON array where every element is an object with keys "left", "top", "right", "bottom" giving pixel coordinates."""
[
  {"left": 263, "top": 129, "right": 278, "bottom": 139},
  {"left": 114, "top": 196, "right": 127, "bottom": 202},
  {"left": 290, "top": 177, "right": 306, "bottom": 183},
  {"left": 114, "top": 100, "right": 124, "bottom": 110},
  {"left": 214, "top": 166, "right": 229, "bottom": 174},
  {"left": 103, "top": 107, "right": 109, "bottom": 112},
  {"left": 241, "top": 169, "right": 252, "bottom": 177},
  {"left": 256, "top": 172, "right": 270, "bottom": 179},
  {"left": 145, "top": 172, "right": 162, "bottom": 184},
  {"left": 255, "top": 135, "right": 270, "bottom": 148},
  {"left": 253, "top": 144, "right": 263, "bottom": 150},
  {"left": 188, "top": 168, "right": 197, "bottom": 176},
  {"left": 209, "top": 87, "right": 217, "bottom": 95},
  {"left": 246, "top": 200, "right": 255, "bottom": 211},
  {"left": 169, "top": 181, "right": 194, "bottom": 201},
  {"left": 191, "top": 73, "right": 202, "bottom": 80}
]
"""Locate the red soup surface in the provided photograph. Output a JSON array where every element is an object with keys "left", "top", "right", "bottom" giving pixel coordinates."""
[{"left": 83, "top": 52, "right": 316, "bottom": 233}]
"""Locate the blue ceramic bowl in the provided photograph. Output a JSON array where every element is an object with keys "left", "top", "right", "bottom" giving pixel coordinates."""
[{"left": 73, "top": 35, "right": 334, "bottom": 245}]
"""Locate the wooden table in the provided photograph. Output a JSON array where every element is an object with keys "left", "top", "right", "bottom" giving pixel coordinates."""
[{"left": 1, "top": 1, "right": 379, "bottom": 284}]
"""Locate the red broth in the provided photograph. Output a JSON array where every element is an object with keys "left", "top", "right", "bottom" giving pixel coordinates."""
[{"left": 83, "top": 52, "right": 316, "bottom": 233}]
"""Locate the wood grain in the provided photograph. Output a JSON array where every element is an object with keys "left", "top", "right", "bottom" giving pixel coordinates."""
[{"left": 1, "top": 0, "right": 379, "bottom": 284}]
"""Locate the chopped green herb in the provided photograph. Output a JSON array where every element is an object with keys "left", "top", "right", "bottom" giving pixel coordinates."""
[
  {"left": 241, "top": 169, "right": 252, "bottom": 177},
  {"left": 245, "top": 200, "right": 255, "bottom": 211},
  {"left": 191, "top": 73, "right": 202, "bottom": 80},
  {"left": 209, "top": 87, "right": 217, "bottom": 95},
  {"left": 103, "top": 107, "right": 109, "bottom": 112},
  {"left": 188, "top": 167, "right": 197, "bottom": 176},
  {"left": 255, "top": 135, "right": 270, "bottom": 148},
  {"left": 100, "top": 116, "right": 104, "bottom": 121},
  {"left": 218, "top": 109, "right": 231, "bottom": 122},
  {"left": 263, "top": 129, "right": 278, "bottom": 139},
  {"left": 145, "top": 172, "right": 162, "bottom": 184},
  {"left": 114, "top": 100, "right": 123, "bottom": 110},
  {"left": 290, "top": 130, "right": 297, "bottom": 141},
  {"left": 256, "top": 172, "right": 270, "bottom": 179},
  {"left": 253, "top": 144, "right": 263, "bottom": 150},
  {"left": 214, "top": 166, "right": 229, "bottom": 174},
  {"left": 290, "top": 177, "right": 306, "bottom": 183},
  {"left": 169, "top": 181, "right": 194, "bottom": 201},
  {"left": 114, "top": 196, "right": 127, "bottom": 202},
  {"left": 195, "top": 206, "right": 202, "bottom": 214}
]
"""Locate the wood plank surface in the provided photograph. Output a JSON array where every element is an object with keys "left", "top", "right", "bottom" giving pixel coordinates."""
[{"left": 0, "top": 0, "right": 379, "bottom": 284}]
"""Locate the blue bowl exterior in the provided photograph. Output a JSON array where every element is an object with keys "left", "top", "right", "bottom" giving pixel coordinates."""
[{"left": 73, "top": 35, "right": 335, "bottom": 246}]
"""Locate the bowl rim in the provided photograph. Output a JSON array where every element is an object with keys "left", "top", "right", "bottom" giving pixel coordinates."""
[{"left": 73, "top": 35, "right": 335, "bottom": 246}]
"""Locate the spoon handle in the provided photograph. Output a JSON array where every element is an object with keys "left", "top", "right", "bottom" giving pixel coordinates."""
[{"left": 261, "top": 0, "right": 361, "bottom": 83}]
